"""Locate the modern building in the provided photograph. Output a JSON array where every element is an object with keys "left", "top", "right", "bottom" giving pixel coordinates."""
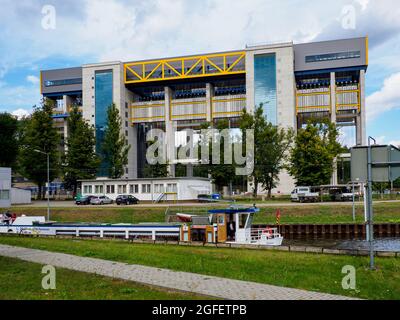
[
  {"left": 0, "top": 168, "right": 31, "bottom": 207},
  {"left": 40, "top": 36, "right": 368, "bottom": 194}
]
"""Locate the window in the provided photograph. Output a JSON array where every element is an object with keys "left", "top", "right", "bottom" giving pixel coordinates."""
[
  {"left": 0, "top": 190, "right": 10, "bottom": 200},
  {"left": 154, "top": 184, "right": 165, "bottom": 193},
  {"left": 141, "top": 184, "right": 151, "bottom": 194},
  {"left": 95, "top": 185, "right": 104, "bottom": 194},
  {"left": 95, "top": 70, "right": 113, "bottom": 177},
  {"left": 305, "top": 51, "right": 361, "bottom": 63},
  {"left": 44, "top": 78, "right": 82, "bottom": 87},
  {"left": 129, "top": 184, "right": 139, "bottom": 194},
  {"left": 254, "top": 54, "right": 277, "bottom": 125},
  {"left": 167, "top": 183, "right": 177, "bottom": 193},
  {"left": 118, "top": 185, "right": 127, "bottom": 194},
  {"left": 83, "top": 185, "right": 92, "bottom": 194},
  {"left": 106, "top": 185, "right": 115, "bottom": 194}
]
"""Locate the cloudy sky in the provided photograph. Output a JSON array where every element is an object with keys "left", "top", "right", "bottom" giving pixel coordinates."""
[{"left": 0, "top": 0, "right": 399, "bottom": 146}]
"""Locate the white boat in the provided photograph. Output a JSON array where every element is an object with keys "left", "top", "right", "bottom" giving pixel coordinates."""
[{"left": 208, "top": 206, "right": 284, "bottom": 246}]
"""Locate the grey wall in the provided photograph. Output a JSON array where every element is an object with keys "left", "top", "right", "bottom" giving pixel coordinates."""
[
  {"left": 294, "top": 37, "right": 367, "bottom": 72},
  {"left": 41, "top": 67, "right": 82, "bottom": 95},
  {"left": 0, "top": 167, "right": 11, "bottom": 208}
]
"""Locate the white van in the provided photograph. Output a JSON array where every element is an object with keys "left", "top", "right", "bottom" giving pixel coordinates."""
[{"left": 291, "top": 187, "right": 319, "bottom": 203}]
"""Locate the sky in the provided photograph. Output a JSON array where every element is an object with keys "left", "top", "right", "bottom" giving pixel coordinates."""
[{"left": 0, "top": 0, "right": 399, "bottom": 147}]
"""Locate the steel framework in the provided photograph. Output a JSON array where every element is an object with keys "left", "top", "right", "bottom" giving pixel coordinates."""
[{"left": 124, "top": 52, "right": 246, "bottom": 84}]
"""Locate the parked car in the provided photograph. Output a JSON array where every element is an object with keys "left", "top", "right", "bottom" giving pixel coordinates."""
[
  {"left": 116, "top": 195, "right": 139, "bottom": 205},
  {"left": 197, "top": 193, "right": 222, "bottom": 203},
  {"left": 75, "top": 195, "right": 96, "bottom": 205},
  {"left": 291, "top": 187, "right": 319, "bottom": 203},
  {"left": 90, "top": 196, "right": 113, "bottom": 205},
  {"left": 334, "top": 190, "right": 356, "bottom": 202}
]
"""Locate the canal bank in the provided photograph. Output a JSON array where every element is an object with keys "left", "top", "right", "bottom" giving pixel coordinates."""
[{"left": 1, "top": 233, "right": 399, "bottom": 257}]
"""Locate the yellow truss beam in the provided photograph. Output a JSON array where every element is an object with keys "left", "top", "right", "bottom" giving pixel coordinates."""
[{"left": 125, "top": 52, "right": 246, "bottom": 84}]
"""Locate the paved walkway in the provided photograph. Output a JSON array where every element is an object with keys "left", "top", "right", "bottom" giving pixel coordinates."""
[{"left": 0, "top": 244, "right": 355, "bottom": 300}]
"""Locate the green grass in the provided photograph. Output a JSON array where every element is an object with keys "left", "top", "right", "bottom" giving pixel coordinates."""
[
  {"left": 8, "top": 201, "right": 400, "bottom": 225},
  {"left": 1, "top": 236, "right": 399, "bottom": 300},
  {"left": 0, "top": 255, "right": 206, "bottom": 300}
]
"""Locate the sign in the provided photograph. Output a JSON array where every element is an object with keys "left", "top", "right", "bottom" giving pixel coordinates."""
[{"left": 351, "top": 145, "right": 400, "bottom": 182}]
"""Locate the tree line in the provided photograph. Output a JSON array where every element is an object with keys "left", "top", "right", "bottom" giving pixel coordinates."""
[
  {"left": 2, "top": 101, "right": 392, "bottom": 199},
  {"left": 0, "top": 100, "right": 129, "bottom": 199}
]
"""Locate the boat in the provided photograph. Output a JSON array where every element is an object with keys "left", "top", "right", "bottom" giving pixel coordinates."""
[{"left": 0, "top": 205, "right": 283, "bottom": 247}]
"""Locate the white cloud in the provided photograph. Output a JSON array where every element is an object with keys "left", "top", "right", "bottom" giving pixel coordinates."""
[
  {"left": 366, "top": 72, "right": 400, "bottom": 120},
  {"left": 11, "top": 108, "right": 31, "bottom": 119},
  {"left": 26, "top": 75, "right": 39, "bottom": 84},
  {"left": 389, "top": 140, "right": 400, "bottom": 148}
]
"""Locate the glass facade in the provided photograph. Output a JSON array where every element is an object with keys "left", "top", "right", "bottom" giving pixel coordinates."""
[
  {"left": 95, "top": 70, "right": 113, "bottom": 176},
  {"left": 254, "top": 54, "right": 277, "bottom": 125}
]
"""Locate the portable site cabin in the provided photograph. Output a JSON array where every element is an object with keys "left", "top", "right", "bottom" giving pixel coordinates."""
[{"left": 79, "top": 177, "right": 212, "bottom": 202}]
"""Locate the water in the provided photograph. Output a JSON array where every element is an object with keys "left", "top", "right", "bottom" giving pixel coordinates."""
[{"left": 284, "top": 238, "right": 400, "bottom": 252}]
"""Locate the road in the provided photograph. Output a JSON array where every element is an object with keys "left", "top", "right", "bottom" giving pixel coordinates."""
[{"left": 12, "top": 199, "right": 400, "bottom": 208}]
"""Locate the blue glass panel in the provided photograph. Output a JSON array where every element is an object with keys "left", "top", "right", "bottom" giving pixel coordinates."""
[
  {"left": 95, "top": 70, "right": 113, "bottom": 176},
  {"left": 254, "top": 54, "right": 277, "bottom": 125}
]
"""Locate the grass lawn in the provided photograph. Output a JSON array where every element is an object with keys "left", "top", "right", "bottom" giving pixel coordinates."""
[
  {"left": 0, "top": 236, "right": 399, "bottom": 300},
  {"left": 7, "top": 201, "right": 400, "bottom": 225},
  {"left": 0, "top": 255, "right": 206, "bottom": 300}
]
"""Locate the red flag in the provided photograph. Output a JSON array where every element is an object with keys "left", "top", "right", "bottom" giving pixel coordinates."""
[{"left": 276, "top": 209, "right": 281, "bottom": 225}]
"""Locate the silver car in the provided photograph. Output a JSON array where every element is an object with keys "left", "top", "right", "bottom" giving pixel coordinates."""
[{"left": 90, "top": 196, "right": 113, "bottom": 205}]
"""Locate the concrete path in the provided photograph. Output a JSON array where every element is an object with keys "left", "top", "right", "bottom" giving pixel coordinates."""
[{"left": 0, "top": 244, "right": 356, "bottom": 300}]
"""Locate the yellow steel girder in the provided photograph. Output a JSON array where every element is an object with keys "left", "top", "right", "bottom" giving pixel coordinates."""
[{"left": 125, "top": 52, "right": 246, "bottom": 84}]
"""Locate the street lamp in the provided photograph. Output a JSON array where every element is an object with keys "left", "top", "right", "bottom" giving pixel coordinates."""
[{"left": 34, "top": 149, "right": 50, "bottom": 222}]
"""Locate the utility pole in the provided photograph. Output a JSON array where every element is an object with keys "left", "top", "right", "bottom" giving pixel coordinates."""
[{"left": 367, "top": 137, "right": 376, "bottom": 270}]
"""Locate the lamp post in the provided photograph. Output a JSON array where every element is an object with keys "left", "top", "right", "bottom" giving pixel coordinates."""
[{"left": 34, "top": 149, "right": 50, "bottom": 222}]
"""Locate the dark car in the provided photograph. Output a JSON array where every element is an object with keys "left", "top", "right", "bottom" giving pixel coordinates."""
[
  {"left": 75, "top": 195, "right": 96, "bottom": 205},
  {"left": 197, "top": 193, "right": 222, "bottom": 203},
  {"left": 116, "top": 195, "right": 139, "bottom": 205}
]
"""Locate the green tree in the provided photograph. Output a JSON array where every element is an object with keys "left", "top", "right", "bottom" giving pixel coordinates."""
[
  {"left": 63, "top": 105, "right": 100, "bottom": 194},
  {"left": 203, "top": 119, "right": 239, "bottom": 192},
  {"left": 394, "top": 177, "right": 400, "bottom": 189},
  {"left": 0, "top": 112, "right": 19, "bottom": 168},
  {"left": 101, "top": 103, "right": 130, "bottom": 179},
  {"left": 240, "top": 105, "right": 294, "bottom": 198},
  {"left": 143, "top": 140, "right": 168, "bottom": 178},
  {"left": 19, "top": 99, "right": 60, "bottom": 199},
  {"left": 289, "top": 119, "right": 343, "bottom": 186}
]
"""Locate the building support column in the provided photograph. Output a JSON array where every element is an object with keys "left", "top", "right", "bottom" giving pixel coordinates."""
[
  {"left": 357, "top": 69, "right": 367, "bottom": 146},
  {"left": 330, "top": 72, "right": 338, "bottom": 185},
  {"left": 206, "top": 83, "right": 214, "bottom": 123},
  {"left": 165, "top": 86, "right": 175, "bottom": 177}
]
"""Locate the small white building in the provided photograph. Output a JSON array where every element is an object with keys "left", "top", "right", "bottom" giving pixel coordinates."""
[
  {"left": 10, "top": 188, "right": 32, "bottom": 205},
  {"left": 79, "top": 177, "right": 212, "bottom": 202},
  {"left": 0, "top": 168, "right": 11, "bottom": 208}
]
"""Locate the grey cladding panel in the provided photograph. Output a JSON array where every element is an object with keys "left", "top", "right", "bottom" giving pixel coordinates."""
[
  {"left": 294, "top": 37, "right": 367, "bottom": 72},
  {"left": 41, "top": 67, "right": 82, "bottom": 95}
]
